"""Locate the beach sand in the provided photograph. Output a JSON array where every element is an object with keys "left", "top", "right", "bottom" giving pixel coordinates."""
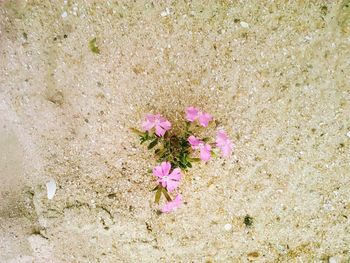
[{"left": 0, "top": 0, "right": 349, "bottom": 262}]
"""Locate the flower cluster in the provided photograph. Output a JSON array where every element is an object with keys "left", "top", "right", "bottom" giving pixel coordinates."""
[{"left": 133, "top": 107, "right": 234, "bottom": 213}]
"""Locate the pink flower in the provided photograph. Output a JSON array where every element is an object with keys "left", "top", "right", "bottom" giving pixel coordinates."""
[
  {"left": 216, "top": 130, "right": 234, "bottom": 157},
  {"left": 185, "top": 107, "right": 212, "bottom": 127},
  {"left": 188, "top": 135, "right": 201, "bottom": 147},
  {"left": 188, "top": 135, "right": 212, "bottom": 162},
  {"left": 198, "top": 112, "right": 212, "bottom": 127},
  {"left": 161, "top": 194, "right": 182, "bottom": 213},
  {"left": 142, "top": 114, "right": 171, "bottom": 137},
  {"left": 185, "top": 107, "right": 199, "bottom": 122},
  {"left": 153, "top": 162, "right": 182, "bottom": 192},
  {"left": 199, "top": 144, "right": 212, "bottom": 161}
]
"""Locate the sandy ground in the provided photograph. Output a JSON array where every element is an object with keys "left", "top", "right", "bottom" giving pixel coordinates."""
[{"left": 0, "top": 0, "right": 350, "bottom": 262}]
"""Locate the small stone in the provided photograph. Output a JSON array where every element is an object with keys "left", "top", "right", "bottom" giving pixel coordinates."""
[
  {"left": 240, "top": 21, "right": 249, "bottom": 28},
  {"left": 346, "top": 131, "right": 350, "bottom": 138},
  {"left": 61, "top": 11, "right": 68, "bottom": 18},
  {"left": 224, "top": 223, "right": 232, "bottom": 231},
  {"left": 304, "top": 35, "right": 312, "bottom": 41},
  {"left": 161, "top": 8, "right": 171, "bottom": 17},
  {"left": 328, "top": 257, "right": 337, "bottom": 263},
  {"left": 46, "top": 179, "right": 56, "bottom": 200}
]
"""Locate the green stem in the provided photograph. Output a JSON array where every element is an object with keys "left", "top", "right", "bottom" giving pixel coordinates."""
[{"left": 161, "top": 187, "right": 172, "bottom": 202}]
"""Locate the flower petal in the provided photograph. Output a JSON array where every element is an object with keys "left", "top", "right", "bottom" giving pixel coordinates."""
[
  {"left": 141, "top": 114, "right": 156, "bottom": 131},
  {"left": 153, "top": 165, "right": 164, "bottom": 178},
  {"left": 185, "top": 107, "right": 199, "bottom": 122},
  {"left": 142, "top": 120, "right": 154, "bottom": 131},
  {"left": 160, "top": 194, "right": 182, "bottom": 213},
  {"left": 161, "top": 162, "right": 171, "bottom": 176},
  {"left": 215, "top": 130, "right": 234, "bottom": 157},
  {"left": 221, "top": 141, "right": 234, "bottom": 157},
  {"left": 166, "top": 179, "right": 180, "bottom": 192},
  {"left": 155, "top": 125, "right": 166, "bottom": 136},
  {"left": 221, "top": 145, "right": 232, "bottom": 157},
  {"left": 198, "top": 112, "right": 212, "bottom": 127},
  {"left": 160, "top": 179, "right": 167, "bottom": 188},
  {"left": 159, "top": 119, "right": 171, "bottom": 131},
  {"left": 215, "top": 130, "right": 228, "bottom": 146},
  {"left": 200, "top": 144, "right": 212, "bottom": 161},
  {"left": 169, "top": 168, "right": 182, "bottom": 181},
  {"left": 188, "top": 135, "right": 201, "bottom": 149}
]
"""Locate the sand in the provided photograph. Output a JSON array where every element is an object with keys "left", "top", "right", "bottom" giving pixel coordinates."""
[{"left": 0, "top": 0, "right": 349, "bottom": 262}]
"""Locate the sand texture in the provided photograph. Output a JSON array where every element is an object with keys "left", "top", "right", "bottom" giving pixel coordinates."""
[{"left": 0, "top": 0, "right": 350, "bottom": 262}]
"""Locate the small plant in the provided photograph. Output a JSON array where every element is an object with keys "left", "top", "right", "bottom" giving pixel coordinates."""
[
  {"left": 132, "top": 107, "right": 234, "bottom": 213},
  {"left": 244, "top": 215, "right": 253, "bottom": 227},
  {"left": 89, "top": 37, "right": 100, "bottom": 54}
]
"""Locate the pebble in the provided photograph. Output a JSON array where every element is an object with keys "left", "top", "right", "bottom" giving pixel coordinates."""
[
  {"left": 240, "top": 21, "right": 249, "bottom": 28},
  {"left": 328, "top": 257, "right": 337, "bottom": 263},
  {"left": 46, "top": 179, "right": 56, "bottom": 200},
  {"left": 224, "top": 223, "right": 232, "bottom": 231},
  {"left": 61, "top": 11, "right": 68, "bottom": 18},
  {"left": 346, "top": 131, "right": 350, "bottom": 138},
  {"left": 161, "top": 8, "right": 171, "bottom": 17},
  {"left": 304, "top": 35, "right": 312, "bottom": 41}
]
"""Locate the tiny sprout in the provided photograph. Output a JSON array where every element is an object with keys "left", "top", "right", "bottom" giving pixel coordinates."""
[
  {"left": 89, "top": 37, "right": 100, "bottom": 54},
  {"left": 244, "top": 215, "right": 253, "bottom": 227}
]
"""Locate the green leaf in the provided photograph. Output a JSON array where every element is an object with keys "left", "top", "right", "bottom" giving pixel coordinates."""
[
  {"left": 155, "top": 147, "right": 164, "bottom": 154},
  {"left": 189, "top": 157, "right": 201, "bottom": 162},
  {"left": 187, "top": 162, "right": 192, "bottom": 168},
  {"left": 130, "top": 127, "right": 144, "bottom": 136},
  {"left": 180, "top": 138, "right": 190, "bottom": 147},
  {"left": 150, "top": 185, "right": 159, "bottom": 192},
  {"left": 244, "top": 215, "right": 253, "bottom": 227},
  {"left": 155, "top": 187, "right": 162, "bottom": 204},
  {"left": 140, "top": 136, "right": 147, "bottom": 144},
  {"left": 184, "top": 121, "right": 191, "bottom": 133},
  {"left": 140, "top": 132, "right": 150, "bottom": 144},
  {"left": 148, "top": 138, "right": 158, "bottom": 150},
  {"left": 161, "top": 187, "right": 172, "bottom": 202},
  {"left": 89, "top": 38, "right": 100, "bottom": 54}
]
